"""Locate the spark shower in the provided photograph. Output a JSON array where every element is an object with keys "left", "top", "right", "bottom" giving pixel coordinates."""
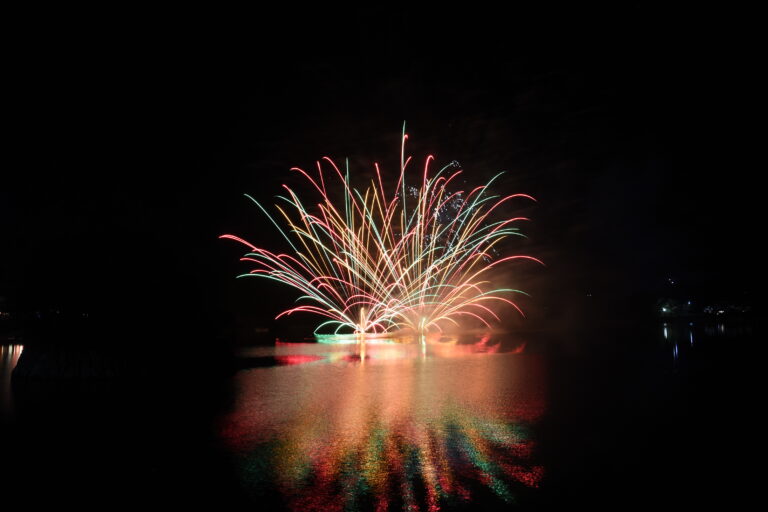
[{"left": 221, "top": 126, "right": 541, "bottom": 337}]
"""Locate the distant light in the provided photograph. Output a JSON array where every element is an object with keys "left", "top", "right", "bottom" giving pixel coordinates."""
[
  {"left": 687, "top": 301, "right": 691, "bottom": 305},
  {"left": 662, "top": 307, "right": 668, "bottom": 312}
]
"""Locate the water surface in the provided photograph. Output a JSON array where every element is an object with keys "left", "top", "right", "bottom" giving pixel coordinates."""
[
  {"left": 219, "top": 338, "right": 544, "bottom": 510},
  {"left": 1, "top": 320, "right": 754, "bottom": 509}
]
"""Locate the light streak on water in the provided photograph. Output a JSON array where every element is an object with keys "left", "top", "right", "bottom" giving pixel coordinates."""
[
  {"left": 219, "top": 340, "right": 545, "bottom": 510},
  {"left": 1, "top": 345, "right": 23, "bottom": 416}
]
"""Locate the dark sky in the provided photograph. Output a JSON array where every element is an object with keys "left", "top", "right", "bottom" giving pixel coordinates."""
[{"left": 2, "top": 5, "right": 757, "bottom": 331}]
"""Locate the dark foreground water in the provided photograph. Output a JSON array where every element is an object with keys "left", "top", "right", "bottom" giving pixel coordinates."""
[{"left": 1, "top": 321, "right": 757, "bottom": 510}]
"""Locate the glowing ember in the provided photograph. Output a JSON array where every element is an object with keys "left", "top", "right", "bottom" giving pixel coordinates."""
[{"left": 222, "top": 125, "right": 541, "bottom": 335}]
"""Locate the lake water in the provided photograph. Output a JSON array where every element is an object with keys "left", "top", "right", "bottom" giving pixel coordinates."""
[
  {"left": 220, "top": 338, "right": 544, "bottom": 511},
  {"left": 0, "top": 321, "right": 755, "bottom": 509}
]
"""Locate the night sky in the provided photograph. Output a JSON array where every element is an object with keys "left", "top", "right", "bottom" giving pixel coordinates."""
[
  {"left": 1, "top": 9, "right": 760, "bottom": 510},
  {"left": 3, "top": 5, "right": 756, "bottom": 338}
]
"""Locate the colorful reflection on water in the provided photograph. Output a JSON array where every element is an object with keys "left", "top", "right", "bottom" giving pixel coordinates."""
[
  {"left": 1, "top": 344, "right": 23, "bottom": 417},
  {"left": 219, "top": 336, "right": 545, "bottom": 511}
]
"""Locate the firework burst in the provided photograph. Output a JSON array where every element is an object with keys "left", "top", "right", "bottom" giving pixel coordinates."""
[{"left": 221, "top": 125, "right": 542, "bottom": 335}]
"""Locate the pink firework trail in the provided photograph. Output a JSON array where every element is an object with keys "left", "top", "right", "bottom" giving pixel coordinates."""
[{"left": 221, "top": 125, "right": 542, "bottom": 335}]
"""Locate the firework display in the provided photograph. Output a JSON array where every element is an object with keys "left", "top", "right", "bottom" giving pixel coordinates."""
[{"left": 222, "top": 126, "right": 541, "bottom": 335}]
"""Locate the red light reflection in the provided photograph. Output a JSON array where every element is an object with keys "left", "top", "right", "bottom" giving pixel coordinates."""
[{"left": 219, "top": 343, "right": 545, "bottom": 510}]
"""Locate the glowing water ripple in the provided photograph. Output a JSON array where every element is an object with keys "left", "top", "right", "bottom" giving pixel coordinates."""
[{"left": 219, "top": 343, "right": 545, "bottom": 511}]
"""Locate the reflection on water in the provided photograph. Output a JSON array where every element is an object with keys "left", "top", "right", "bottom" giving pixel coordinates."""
[
  {"left": 1, "top": 344, "right": 23, "bottom": 417},
  {"left": 660, "top": 320, "right": 752, "bottom": 368},
  {"left": 219, "top": 338, "right": 545, "bottom": 511}
]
